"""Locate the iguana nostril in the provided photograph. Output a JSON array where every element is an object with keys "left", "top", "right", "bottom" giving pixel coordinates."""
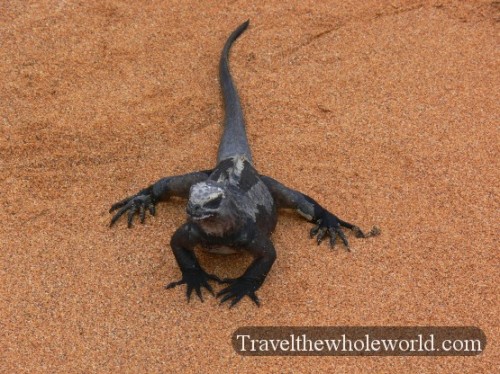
[{"left": 187, "top": 203, "right": 201, "bottom": 215}]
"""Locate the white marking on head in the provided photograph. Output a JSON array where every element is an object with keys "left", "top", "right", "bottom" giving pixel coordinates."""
[{"left": 189, "top": 183, "right": 225, "bottom": 206}]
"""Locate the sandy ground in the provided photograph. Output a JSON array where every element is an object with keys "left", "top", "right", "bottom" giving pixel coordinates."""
[{"left": 1, "top": 0, "right": 498, "bottom": 372}]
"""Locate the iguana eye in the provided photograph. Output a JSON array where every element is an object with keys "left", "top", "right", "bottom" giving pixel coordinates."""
[{"left": 204, "top": 195, "right": 223, "bottom": 209}]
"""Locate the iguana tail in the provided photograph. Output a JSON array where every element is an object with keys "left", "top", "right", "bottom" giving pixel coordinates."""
[{"left": 217, "top": 20, "right": 253, "bottom": 164}]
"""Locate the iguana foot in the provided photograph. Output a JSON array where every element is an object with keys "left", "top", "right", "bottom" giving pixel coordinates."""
[
  {"left": 217, "top": 277, "right": 261, "bottom": 308},
  {"left": 165, "top": 269, "right": 222, "bottom": 302},
  {"left": 310, "top": 210, "right": 380, "bottom": 250},
  {"left": 109, "top": 188, "right": 156, "bottom": 228}
]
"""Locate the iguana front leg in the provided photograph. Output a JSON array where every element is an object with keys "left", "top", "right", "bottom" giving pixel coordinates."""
[
  {"left": 109, "top": 170, "right": 212, "bottom": 227},
  {"left": 165, "top": 223, "right": 223, "bottom": 302},
  {"left": 217, "top": 234, "right": 276, "bottom": 308},
  {"left": 260, "top": 175, "right": 380, "bottom": 250}
]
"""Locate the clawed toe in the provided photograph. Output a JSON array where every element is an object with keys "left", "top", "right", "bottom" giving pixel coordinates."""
[
  {"left": 311, "top": 211, "right": 379, "bottom": 250},
  {"left": 109, "top": 191, "right": 156, "bottom": 227},
  {"left": 165, "top": 269, "right": 221, "bottom": 302},
  {"left": 216, "top": 277, "right": 261, "bottom": 308}
]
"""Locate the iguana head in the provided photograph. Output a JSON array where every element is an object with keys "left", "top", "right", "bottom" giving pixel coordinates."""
[{"left": 187, "top": 181, "right": 240, "bottom": 235}]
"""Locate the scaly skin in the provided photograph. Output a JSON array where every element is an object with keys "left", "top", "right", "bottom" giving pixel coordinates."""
[{"left": 110, "top": 21, "right": 380, "bottom": 308}]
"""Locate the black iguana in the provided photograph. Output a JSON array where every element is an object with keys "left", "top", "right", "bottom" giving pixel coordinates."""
[{"left": 110, "top": 20, "right": 379, "bottom": 308}]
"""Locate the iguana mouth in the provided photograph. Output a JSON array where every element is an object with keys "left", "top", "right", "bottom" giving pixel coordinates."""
[
  {"left": 189, "top": 213, "right": 215, "bottom": 221},
  {"left": 187, "top": 209, "right": 217, "bottom": 221}
]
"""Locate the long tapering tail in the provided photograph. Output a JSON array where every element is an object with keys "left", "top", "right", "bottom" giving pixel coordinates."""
[{"left": 217, "top": 20, "right": 253, "bottom": 164}]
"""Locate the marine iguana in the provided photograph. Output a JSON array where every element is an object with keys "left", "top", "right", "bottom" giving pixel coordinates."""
[{"left": 110, "top": 20, "right": 379, "bottom": 308}]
